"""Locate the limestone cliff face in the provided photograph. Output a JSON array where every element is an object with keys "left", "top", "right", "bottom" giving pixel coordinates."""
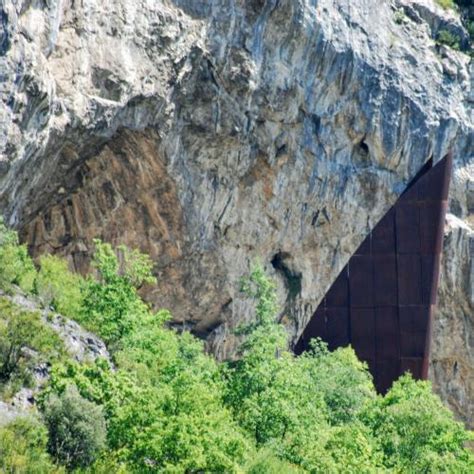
[{"left": 0, "top": 1, "right": 473, "bottom": 424}]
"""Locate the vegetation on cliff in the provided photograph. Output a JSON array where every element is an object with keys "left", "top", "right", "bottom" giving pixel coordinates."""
[
  {"left": 435, "top": 0, "right": 474, "bottom": 52},
  {"left": 0, "top": 219, "right": 473, "bottom": 473}
]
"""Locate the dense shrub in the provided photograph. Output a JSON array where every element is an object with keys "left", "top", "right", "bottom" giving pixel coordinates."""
[
  {"left": 437, "top": 29, "right": 461, "bottom": 49},
  {"left": 436, "top": 0, "right": 457, "bottom": 10},
  {"left": 0, "top": 221, "right": 472, "bottom": 472},
  {"left": 0, "top": 218, "right": 36, "bottom": 293},
  {"left": 47, "top": 338, "right": 252, "bottom": 472},
  {"left": 0, "top": 417, "right": 62, "bottom": 473},
  {"left": 363, "top": 375, "right": 474, "bottom": 472},
  {"left": 35, "top": 254, "right": 84, "bottom": 319},
  {"left": 42, "top": 385, "right": 107, "bottom": 469},
  {"left": 245, "top": 448, "right": 304, "bottom": 473},
  {"left": 223, "top": 266, "right": 380, "bottom": 471},
  {"left": 0, "top": 298, "right": 64, "bottom": 396},
  {"left": 78, "top": 239, "right": 156, "bottom": 348}
]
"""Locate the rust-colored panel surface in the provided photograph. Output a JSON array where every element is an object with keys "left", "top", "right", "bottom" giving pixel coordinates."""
[
  {"left": 419, "top": 201, "right": 447, "bottom": 255},
  {"left": 396, "top": 203, "right": 420, "bottom": 254},
  {"left": 295, "top": 153, "right": 452, "bottom": 394},
  {"left": 375, "top": 307, "right": 399, "bottom": 359},
  {"left": 325, "top": 269, "right": 349, "bottom": 307},
  {"left": 376, "top": 359, "right": 400, "bottom": 394},
  {"left": 373, "top": 255, "right": 398, "bottom": 305},
  {"left": 326, "top": 307, "right": 350, "bottom": 350},
  {"left": 421, "top": 255, "right": 440, "bottom": 305},
  {"left": 351, "top": 308, "right": 376, "bottom": 361},
  {"left": 349, "top": 256, "right": 374, "bottom": 307},
  {"left": 398, "top": 254, "right": 422, "bottom": 305},
  {"left": 400, "top": 357, "right": 423, "bottom": 379},
  {"left": 372, "top": 209, "right": 395, "bottom": 255},
  {"left": 355, "top": 235, "right": 371, "bottom": 256}
]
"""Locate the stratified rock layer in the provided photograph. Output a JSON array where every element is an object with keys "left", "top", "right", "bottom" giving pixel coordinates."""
[{"left": 0, "top": 1, "right": 473, "bottom": 425}]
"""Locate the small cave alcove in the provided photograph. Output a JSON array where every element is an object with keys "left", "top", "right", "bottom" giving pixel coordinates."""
[{"left": 271, "top": 251, "right": 302, "bottom": 302}]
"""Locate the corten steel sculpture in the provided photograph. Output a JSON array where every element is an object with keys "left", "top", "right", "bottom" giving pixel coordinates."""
[{"left": 294, "top": 153, "right": 453, "bottom": 393}]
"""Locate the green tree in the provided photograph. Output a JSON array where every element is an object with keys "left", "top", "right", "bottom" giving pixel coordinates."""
[
  {"left": 0, "top": 417, "right": 63, "bottom": 473},
  {"left": 244, "top": 448, "right": 304, "bottom": 473},
  {"left": 437, "top": 29, "right": 461, "bottom": 50},
  {"left": 35, "top": 254, "right": 84, "bottom": 318},
  {"left": 42, "top": 384, "right": 107, "bottom": 470},
  {"left": 48, "top": 334, "right": 252, "bottom": 472},
  {"left": 224, "top": 264, "right": 380, "bottom": 471},
  {"left": 0, "top": 218, "right": 36, "bottom": 293},
  {"left": 79, "top": 240, "right": 156, "bottom": 348},
  {"left": 436, "top": 0, "right": 456, "bottom": 9},
  {"left": 20, "top": 251, "right": 473, "bottom": 473},
  {"left": 364, "top": 374, "right": 474, "bottom": 472}
]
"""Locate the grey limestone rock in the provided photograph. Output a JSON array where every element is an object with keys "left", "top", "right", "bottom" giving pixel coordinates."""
[{"left": 0, "top": 0, "right": 473, "bottom": 425}]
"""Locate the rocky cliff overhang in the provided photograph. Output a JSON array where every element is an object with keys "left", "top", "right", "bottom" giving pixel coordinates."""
[{"left": 0, "top": 0, "right": 473, "bottom": 424}]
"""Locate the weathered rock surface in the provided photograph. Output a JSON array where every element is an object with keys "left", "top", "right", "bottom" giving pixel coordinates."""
[
  {"left": 0, "top": 1, "right": 473, "bottom": 424},
  {"left": 8, "top": 292, "right": 110, "bottom": 363},
  {"left": 0, "top": 289, "right": 110, "bottom": 424},
  {"left": 431, "top": 214, "right": 474, "bottom": 428}
]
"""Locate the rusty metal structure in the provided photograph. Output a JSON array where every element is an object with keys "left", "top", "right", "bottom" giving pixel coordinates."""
[{"left": 294, "top": 154, "right": 453, "bottom": 393}]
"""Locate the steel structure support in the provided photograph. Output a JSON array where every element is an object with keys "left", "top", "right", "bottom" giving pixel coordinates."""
[{"left": 294, "top": 154, "right": 453, "bottom": 393}]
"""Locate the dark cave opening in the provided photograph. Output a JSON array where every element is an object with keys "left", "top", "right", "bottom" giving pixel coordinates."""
[{"left": 271, "top": 252, "right": 302, "bottom": 301}]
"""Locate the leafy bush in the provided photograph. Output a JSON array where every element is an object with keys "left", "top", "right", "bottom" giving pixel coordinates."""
[
  {"left": 436, "top": 0, "right": 456, "bottom": 9},
  {"left": 0, "top": 218, "right": 36, "bottom": 293},
  {"left": 224, "top": 265, "right": 380, "bottom": 471},
  {"left": 1, "top": 235, "right": 473, "bottom": 472},
  {"left": 437, "top": 29, "right": 461, "bottom": 49},
  {"left": 468, "top": 20, "right": 474, "bottom": 41},
  {"left": 47, "top": 341, "right": 252, "bottom": 472},
  {"left": 0, "top": 417, "right": 63, "bottom": 473},
  {"left": 0, "top": 298, "right": 64, "bottom": 396},
  {"left": 245, "top": 448, "right": 304, "bottom": 473},
  {"left": 35, "top": 254, "right": 84, "bottom": 319},
  {"left": 42, "top": 385, "right": 107, "bottom": 470},
  {"left": 393, "top": 9, "right": 406, "bottom": 25},
  {"left": 363, "top": 375, "right": 474, "bottom": 471},
  {"left": 78, "top": 240, "right": 156, "bottom": 348}
]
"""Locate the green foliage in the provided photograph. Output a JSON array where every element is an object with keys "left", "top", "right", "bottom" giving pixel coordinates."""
[
  {"left": 42, "top": 384, "right": 107, "bottom": 470},
  {"left": 363, "top": 375, "right": 474, "bottom": 472},
  {"left": 47, "top": 353, "right": 251, "bottom": 472},
  {"left": 245, "top": 448, "right": 304, "bottom": 473},
  {"left": 468, "top": 21, "right": 474, "bottom": 41},
  {"left": 302, "top": 341, "right": 375, "bottom": 426},
  {"left": 393, "top": 9, "right": 406, "bottom": 25},
  {"left": 0, "top": 417, "right": 63, "bottom": 473},
  {"left": 436, "top": 0, "right": 456, "bottom": 9},
  {"left": 0, "top": 298, "right": 64, "bottom": 396},
  {"left": 224, "top": 265, "right": 381, "bottom": 471},
  {"left": 78, "top": 240, "right": 156, "bottom": 348},
  {"left": 91, "top": 239, "right": 156, "bottom": 288},
  {"left": 437, "top": 29, "right": 461, "bottom": 49},
  {"left": 1, "top": 236, "right": 473, "bottom": 473},
  {"left": 0, "top": 218, "right": 37, "bottom": 293},
  {"left": 35, "top": 254, "right": 84, "bottom": 318}
]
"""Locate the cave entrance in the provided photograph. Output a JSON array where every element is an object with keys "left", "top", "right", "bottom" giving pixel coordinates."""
[{"left": 294, "top": 153, "right": 453, "bottom": 393}]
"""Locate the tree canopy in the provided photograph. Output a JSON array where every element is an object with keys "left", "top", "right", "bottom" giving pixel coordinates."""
[{"left": 0, "top": 221, "right": 472, "bottom": 472}]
